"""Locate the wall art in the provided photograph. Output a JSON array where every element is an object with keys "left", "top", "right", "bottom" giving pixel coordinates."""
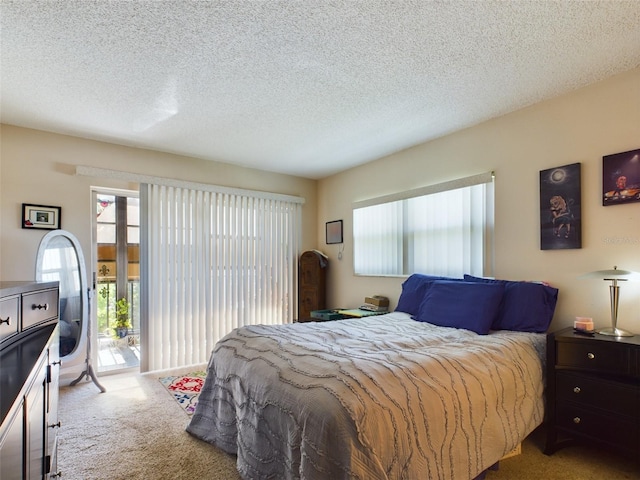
[
  {"left": 326, "top": 220, "right": 343, "bottom": 244},
  {"left": 22, "top": 203, "right": 61, "bottom": 230},
  {"left": 539, "top": 163, "right": 581, "bottom": 250},
  {"left": 602, "top": 148, "right": 640, "bottom": 206}
]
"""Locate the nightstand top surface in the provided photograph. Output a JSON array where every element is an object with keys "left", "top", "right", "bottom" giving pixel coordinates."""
[{"left": 552, "top": 326, "right": 640, "bottom": 346}]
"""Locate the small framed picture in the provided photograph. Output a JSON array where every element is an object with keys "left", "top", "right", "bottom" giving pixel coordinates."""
[
  {"left": 602, "top": 148, "right": 640, "bottom": 206},
  {"left": 326, "top": 220, "right": 343, "bottom": 244},
  {"left": 22, "top": 203, "right": 61, "bottom": 230}
]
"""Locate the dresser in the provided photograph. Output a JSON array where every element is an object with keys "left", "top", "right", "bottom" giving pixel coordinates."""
[
  {"left": 0, "top": 281, "right": 60, "bottom": 480},
  {"left": 298, "top": 251, "right": 327, "bottom": 320},
  {"left": 544, "top": 327, "right": 640, "bottom": 459}
]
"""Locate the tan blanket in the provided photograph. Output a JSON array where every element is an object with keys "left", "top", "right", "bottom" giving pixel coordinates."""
[{"left": 187, "top": 312, "right": 545, "bottom": 480}]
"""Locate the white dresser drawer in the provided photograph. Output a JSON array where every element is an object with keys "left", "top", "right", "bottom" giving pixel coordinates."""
[
  {"left": 0, "top": 296, "right": 19, "bottom": 342},
  {"left": 21, "top": 289, "right": 59, "bottom": 330}
]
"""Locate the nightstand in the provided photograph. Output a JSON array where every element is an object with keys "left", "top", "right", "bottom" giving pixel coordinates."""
[
  {"left": 544, "top": 327, "right": 640, "bottom": 459},
  {"left": 295, "top": 317, "right": 317, "bottom": 323},
  {"left": 295, "top": 308, "right": 387, "bottom": 323}
]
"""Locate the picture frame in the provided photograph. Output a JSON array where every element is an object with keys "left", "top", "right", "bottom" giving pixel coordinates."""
[
  {"left": 326, "top": 220, "right": 343, "bottom": 244},
  {"left": 22, "top": 203, "right": 61, "bottom": 230},
  {"left": 602, "top": 148, "right": 640, "bottom": 206},
  {"left": 539, "top": 163, "right": 581, "bottom": 250}
]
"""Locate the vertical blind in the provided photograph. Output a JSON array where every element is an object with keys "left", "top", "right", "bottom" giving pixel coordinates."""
[
  {"left": 143, "top": 184, "right": 302, "bottom": 371},
  {"left": 353, "top": 173, "right": 494, "bottom": 278}
]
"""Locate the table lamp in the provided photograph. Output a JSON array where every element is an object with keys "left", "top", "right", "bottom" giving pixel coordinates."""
[{"left": 582, "top": 266, "right": 640, "bottom": 337}]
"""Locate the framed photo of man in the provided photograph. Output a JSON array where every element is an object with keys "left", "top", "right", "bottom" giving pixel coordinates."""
[{"left": 602, "top": 148, "right": 640, "bottom": 206}]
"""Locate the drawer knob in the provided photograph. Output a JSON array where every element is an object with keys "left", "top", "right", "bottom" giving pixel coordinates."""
[
  {"left": 573, "top": 386, "right": 581, "bottom": 394},
  {"left": 587, "top": 352, "right": 595, "bottom": 360},
  {"left": 0, "top": 316, "right": 10, "bottom": 325},
  {"left": 33, "top": 303, "right": 49, "bottom": 310},
  {"left": 573, "top": 417, "right": 581, "bottom": 424}
]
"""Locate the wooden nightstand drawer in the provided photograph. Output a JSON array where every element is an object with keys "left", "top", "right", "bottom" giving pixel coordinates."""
[
  {"left": 0, "top": 296, "right": 19, "bottom": 342},
  {"left": 556, "top": 371, "right": 637, "bottom": 416},
  {"left": 21, "top": 289, "right": 58, "bottom": 330},
  {"left": 556, "top": 340, "right": 631, "bottom": 375},
  {"left": 556, "top": 402, "right": 637, "bottom": 453}
]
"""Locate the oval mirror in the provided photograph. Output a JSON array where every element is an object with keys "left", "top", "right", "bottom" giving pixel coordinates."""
[{"left": 36, "top": 230, "right": 88, "bottom": 358}]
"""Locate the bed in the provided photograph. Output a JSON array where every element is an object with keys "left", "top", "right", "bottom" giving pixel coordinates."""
[{"left": 187, "top": 274, "right": 558, "bottom": 480}]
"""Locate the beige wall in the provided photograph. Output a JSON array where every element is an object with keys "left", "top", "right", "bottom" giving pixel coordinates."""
[
  {"left": 0, "top": 125, "right": 3, "bottom": 275},
  {"left": 0, "top": 125, "right": 318, "bottom": 281},
  {"left": 319, "top": 67, "right": 640, "bottom": 333},
  {"left": 2, "top": 68, "right": 639, "bottom": 336}
]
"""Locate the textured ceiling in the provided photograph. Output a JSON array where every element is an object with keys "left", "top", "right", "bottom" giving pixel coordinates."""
[{"left": 1, "top": 1, "right": 639, "bottom": 179}]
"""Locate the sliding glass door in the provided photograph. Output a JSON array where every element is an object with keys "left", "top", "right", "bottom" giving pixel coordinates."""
[{"left": 93, "top": 190, "right": 140, "bottom": 374}]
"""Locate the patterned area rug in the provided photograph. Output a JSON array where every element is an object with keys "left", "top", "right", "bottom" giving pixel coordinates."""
[{"left": 159, "top": 371, "right": 207, "bottom": 415}]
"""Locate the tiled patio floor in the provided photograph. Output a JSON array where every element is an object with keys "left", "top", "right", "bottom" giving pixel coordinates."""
[{"left": 97, "top": 334, "right": 140, "bottom": 373}]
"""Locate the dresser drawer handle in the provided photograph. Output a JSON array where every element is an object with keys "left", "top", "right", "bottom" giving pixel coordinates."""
[
  {"left": 587, "top": 352, "right": 595, "bottom": 360},
  {"left": 33, "top": 303, "right": 49, "bottom": 310},
  {"left": 573, "top": 417, "right": 581, "bottom": 424},
  {"left": 0, "top": 316, "right": 10, "bottom": 325},
  {"left": 573, "top": 386, "right": 581, "bottom": 394}
]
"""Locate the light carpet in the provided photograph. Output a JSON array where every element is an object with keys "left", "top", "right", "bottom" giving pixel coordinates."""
[
  {"left": 58, "top": 369, "right": 638, "bottom": 479},
  {"left": 57, "top": 366, "right": 240, "bottom": 480}
]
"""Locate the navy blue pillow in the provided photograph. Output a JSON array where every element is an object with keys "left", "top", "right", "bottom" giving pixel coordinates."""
[
  {"left": 463, "top": 275, "right": 559, "bottom": 333},
  {"left": 395, "top": 274, "right": 463, "bottom": 315},
  {"left": 414, "top": 280, "right": 505, "bottom": 335}
]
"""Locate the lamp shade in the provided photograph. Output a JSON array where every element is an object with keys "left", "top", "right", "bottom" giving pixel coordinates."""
[{"left": 581, "top": 266, "right": 640, "bottom": 280}]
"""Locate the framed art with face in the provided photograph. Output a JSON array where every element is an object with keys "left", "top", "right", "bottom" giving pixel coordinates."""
[
  {"left": 539, "top": 163, "right": 581, "bottom": 250},
  {"left": 602, "top": 148, "right": 640, "bottom": 206}
]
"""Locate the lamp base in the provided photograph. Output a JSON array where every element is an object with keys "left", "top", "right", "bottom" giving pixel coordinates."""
[{"left": 597, "top": 327, "right": 634, "bottom": 337}]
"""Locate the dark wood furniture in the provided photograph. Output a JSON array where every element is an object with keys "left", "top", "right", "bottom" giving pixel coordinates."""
[
  {"left": 296, "top": 312, "right": 344, "bottom": 323},
  {"left": 545, "top": 327, "right": 640, "bottom": 460},
  {"left": 296, "top": 317, "right": 321, "bottom": 323},
  {"left": 296, "top": 309, "right": 387, "bottom": 323},
  {"left": 298, "top": 251, "right": 327, "bottom": 320},
  {"left": 0, "top": 281, "right": 60, "bottom": 480}
]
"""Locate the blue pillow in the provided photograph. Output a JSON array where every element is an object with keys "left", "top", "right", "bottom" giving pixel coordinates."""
[
  {"left": 396, "top": 274, "right": 463, "bottom": 315},
  {"left": 414, "top": 280, "right": 505, "bottom": 335},
  {"left": 463, "top": 275, "right": 559, "bottom": 333}
]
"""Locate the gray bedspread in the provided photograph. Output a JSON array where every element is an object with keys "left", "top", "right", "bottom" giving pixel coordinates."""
[{"left": 186, "top": 312, "right": 546, "bottom": 480}]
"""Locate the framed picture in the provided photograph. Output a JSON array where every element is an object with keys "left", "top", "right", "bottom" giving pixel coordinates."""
[
  {"left": 602, "top": 148, "right": 640, "bottom": 206},
  {"left": 22, "top": 203, "right": 61, "bottom": 230},
  {"left": 539, "top": 163, "right": 581, "bottom": 250},
  {"left": 326, "top": 220, "right": 343, "bottom": 244}
]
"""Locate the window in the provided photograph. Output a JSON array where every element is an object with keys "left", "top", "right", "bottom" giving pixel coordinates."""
[{"left": 353, "top": 172, "right": 494, "bottom": 278}]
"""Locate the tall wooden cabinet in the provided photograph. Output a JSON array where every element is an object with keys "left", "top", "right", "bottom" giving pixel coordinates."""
[
  {"left": 298, "top": 251, "right": 328, "bottom": 320},
  {"left": 0, "top": 282, "right": 60, "bottom": 480}
]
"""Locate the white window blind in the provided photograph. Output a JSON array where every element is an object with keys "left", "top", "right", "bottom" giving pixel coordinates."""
[
  {"left": 353, "top": 173, "right": 494, "bottom": 278},
  {"left": 142, "top": 184, "right": 302, "bottom": 371}
]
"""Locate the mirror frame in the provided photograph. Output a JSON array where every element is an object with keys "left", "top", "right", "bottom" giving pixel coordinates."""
[{"left": 36, "top": 229, "right": 88, "bottom": 358}]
